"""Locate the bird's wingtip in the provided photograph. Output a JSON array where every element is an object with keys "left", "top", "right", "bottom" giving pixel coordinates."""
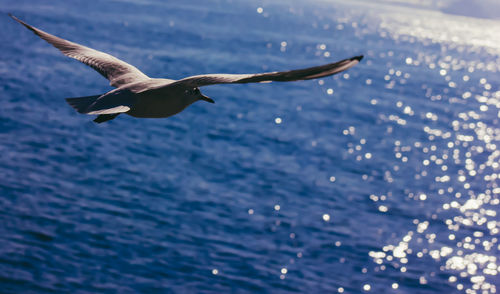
[
  {"left": 8, "top": 13, "right": 37, "bottom": 32},
  {"left": 353, "top": 55, "right": 364, "bottom": 62},
  {"left": 8, "top": 13, "right": 22, "bottom": 24}
]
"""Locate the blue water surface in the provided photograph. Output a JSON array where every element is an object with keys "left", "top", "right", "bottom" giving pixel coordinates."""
[{"left": 1, "top": 0, "right": 499, "bottom": 293}]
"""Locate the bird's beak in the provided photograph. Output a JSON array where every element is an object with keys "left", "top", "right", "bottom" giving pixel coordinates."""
[{"left": 199, "top": 94, "right": 215, "bottom": 103}]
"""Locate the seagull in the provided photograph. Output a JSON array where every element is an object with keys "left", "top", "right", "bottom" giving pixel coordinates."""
[{"left": 10, "top": 14, "right": 363, "bottom": 123}]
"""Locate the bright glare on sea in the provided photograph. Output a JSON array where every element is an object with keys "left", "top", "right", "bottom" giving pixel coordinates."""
[{"left": 0, "top": 0, "right": 499, "bottom": 293}]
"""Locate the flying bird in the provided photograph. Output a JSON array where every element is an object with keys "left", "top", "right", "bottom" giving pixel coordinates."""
[{"left": 10, "top": 14, "right": 363, "bottom": 123}]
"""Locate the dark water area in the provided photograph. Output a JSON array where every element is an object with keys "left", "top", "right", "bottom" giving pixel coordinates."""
[{"left": 1, "top": 0, "right": 499, "bottom": 293}]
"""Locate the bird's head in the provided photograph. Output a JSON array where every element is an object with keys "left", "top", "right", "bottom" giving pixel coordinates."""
[{"left": 185, "top": 88, "right": 214, "bottom": 104}]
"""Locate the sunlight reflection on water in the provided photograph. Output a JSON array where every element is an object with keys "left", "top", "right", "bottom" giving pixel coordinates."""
[{"left": 341, "top": 1, "right": 500, "bottom": 292}]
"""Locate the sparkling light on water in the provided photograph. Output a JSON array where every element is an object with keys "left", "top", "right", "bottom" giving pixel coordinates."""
[
  {"left": 355, "top": 2, "right": 500, "bottom": 292},
  {"left": 298, "top": 1, "right": 500, "bottom": 292}
]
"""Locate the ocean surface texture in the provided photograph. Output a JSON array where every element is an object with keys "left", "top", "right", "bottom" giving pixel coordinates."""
[{"left": 1, "top": 0, "right": 499, "bottom": 293}]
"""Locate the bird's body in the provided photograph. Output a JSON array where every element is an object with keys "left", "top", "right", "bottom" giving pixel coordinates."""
[
  {"left": 127, "top": 80, "right": 195, "bottom": 118},
  {"left": 10, "top": 14, "right": 363, "bottom": 123}
]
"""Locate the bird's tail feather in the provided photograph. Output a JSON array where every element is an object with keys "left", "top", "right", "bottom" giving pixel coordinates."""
[
  {"left": 93, "top": 113, "right": 120, "bottom": 124},
  {"left": 65, "top": 95, "right": 101, "bottom": 114}
]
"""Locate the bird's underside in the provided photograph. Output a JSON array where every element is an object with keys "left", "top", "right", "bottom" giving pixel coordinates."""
[{"left": 10, "top": 14, "right": 363, "bottom": 124}]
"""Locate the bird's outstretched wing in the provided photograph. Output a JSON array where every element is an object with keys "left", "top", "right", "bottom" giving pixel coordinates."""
[
  {"left": 168, "top": 56, "right": 363, "bottom": 88},
  {"left": 10, "top": 14, "right": 149, "bottom": 88}
]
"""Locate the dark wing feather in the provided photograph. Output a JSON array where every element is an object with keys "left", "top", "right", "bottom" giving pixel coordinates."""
[
  {"left": 10, "top": 14, "right": 149, "bottom": 88},
  {"left": 169, "top": 56, "right": 363, "bottom": 88}
]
